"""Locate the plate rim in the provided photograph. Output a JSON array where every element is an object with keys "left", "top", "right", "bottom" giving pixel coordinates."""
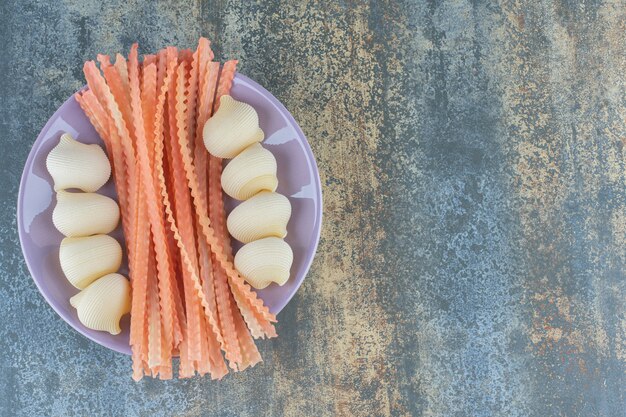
[{"left": 17, "top": 73, "right": 323, "bottom": 355}]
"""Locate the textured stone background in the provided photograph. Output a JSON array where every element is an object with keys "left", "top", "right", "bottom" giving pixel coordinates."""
[{"left": 1, "top": 0, "right": 625, "bottom": 416}]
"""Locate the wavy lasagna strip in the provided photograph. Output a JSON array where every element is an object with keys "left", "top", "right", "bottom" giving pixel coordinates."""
[
  {"left": 153, "top": 60, "right": 228, "bottom": 377},
  {"left": 128, "top": 47, "right": 176, "bottom": 369}
]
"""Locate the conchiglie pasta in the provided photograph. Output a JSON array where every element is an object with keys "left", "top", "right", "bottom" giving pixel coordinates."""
[
  {"left": 59, "top": 234, "right": 122, "bottom": 289},
  {"left": 221, "top": 143, "right": 278, "bottom": 200},
  {"left": 234, "top": 237, "right": 293, "bottom": 289},
  {"left": 227, "top": 191, "right": 291, "bottom": 243},
  {"left": 70, "top": 273, "right": 131, "bottom": 335},
  {"left": 46, "top": 133, "right": 111, "bottom": 192},
  {"left": 203, "top": 95, "right": 264, "bottom": 158},
  {"left": 53, "top": 190, "right": 120, "bottom": 237}
]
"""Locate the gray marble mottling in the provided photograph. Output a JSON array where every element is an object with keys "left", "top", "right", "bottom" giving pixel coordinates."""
[{"left": 1, "top": 0, "right": 625, "bottom": 416}]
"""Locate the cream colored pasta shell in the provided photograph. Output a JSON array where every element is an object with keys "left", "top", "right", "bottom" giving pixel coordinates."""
[
  {"left": 70, "top": 273, "right": 131, "bottom": 335},
  {"left": 227, "top": 191, "right": 291, "bottom": 243},
  {"left": 53, "top": 190, "right": 120, "bottom": 237},
  {"left": 59, "top": 234, "right": 122, "bottom": 289},
  {"left": 203, "top": 95, "right": 264, "bottom": 159},
  {"left": 221, "top": 143, "right": 278, "bottom": 200},
  {"left": 46, "top": 133, "right": 111, "bottom": 192},
  {"left": 234, "top": 237, "right": 293, "bottom": 289}
]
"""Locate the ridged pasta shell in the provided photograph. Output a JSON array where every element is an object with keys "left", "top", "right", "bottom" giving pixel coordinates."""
[
  {"left": 203, "top": 95, "right": 264, "bottom": 158},
  {"left": 234, "top": 237, "right": 293, "bottom": 289},
  {"left": 59, "top": 234, "right": 122, "bottom": 289},
  {"left": 221, "top": 143, "right": 278, "bottom": 200},
  {"left": 46, "top": 133, "right": 112, "bottom": 192},
  {"left": 53, "top": 190, "right": 120, "bottom": 237},
  {"left": 227, "top": 191, "right": 291, "bottom": 243},
  {"left": 70, "top": 273, "right": 131, "bottom": 335}
]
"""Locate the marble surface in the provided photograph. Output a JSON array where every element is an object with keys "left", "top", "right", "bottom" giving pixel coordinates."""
[{"left": 1, "top": 1, "right": 624, "bottom": 416}]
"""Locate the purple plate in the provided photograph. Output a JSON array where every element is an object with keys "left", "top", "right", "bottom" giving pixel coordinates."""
[{"left": 17, "top": 74, "right": 322, "bottom": 355}]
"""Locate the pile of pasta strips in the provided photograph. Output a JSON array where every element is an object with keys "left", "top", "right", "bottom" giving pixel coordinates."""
[{"left": 76, "top": 38, "right": 277, "bottom": 380}]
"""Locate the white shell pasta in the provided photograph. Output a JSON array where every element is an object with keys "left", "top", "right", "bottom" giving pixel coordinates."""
[
  {"left": 70, "top": 273, "right": 131, "bottom": 335},
  {"left": 203, "top": 95, "right": 264, "bottom": 158},
  {"left": 227, "top": 191, "right": 291, "bottom": 243},
  {"left": 221, "top": 143, "right": 278, "bottom": 200},
  {"left": 234, "top": 237, "right": 293, "bottom": 289},
  {"left": 53, "top": 190, "right": 120, "bottom": 237},
  {"left": 46, "top": 133, "right": 111, "bottom": 192},
  {"left": 59, "top": 234, "right": 122, "bottom": 289}
]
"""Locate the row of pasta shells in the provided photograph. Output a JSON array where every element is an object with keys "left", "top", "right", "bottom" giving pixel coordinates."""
[
  {"left": 204, "top": 96, "right": 293, "bottom": 289},
  {"left": 47, "top": 133, "right": 130, "bottom": 335}
]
